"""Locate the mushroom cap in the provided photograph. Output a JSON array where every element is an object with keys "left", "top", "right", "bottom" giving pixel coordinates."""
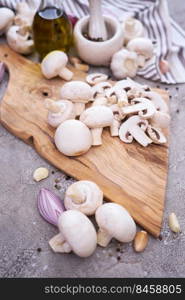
[
  {"left": 80, "top": 106, "right": 114, "bottom": 128},
  {"left": 58, "top": 210, "right": 97, "bottom": 257},
  {"left": 54, "top": 119, "right": 92, "bottom": 156},
  {"left": 41, "top": 51, "right": 68, "bottom": 79},
  {"left": 64, "top": 180, "right": 103, "bottom": 215},
  {"left": 127, "top": 37, "right": 154, "bottom": 59},
  {"left": 60, "top": 81, "right": 93, "bottom": 103},
  {"left": 123, "top": 17, "right": 144, "bottom": 43},
  {"left": 111, "top": 48, "right": 138, "bottom": 79},
  {"left": 0, "top": 7, "right": 15, "bottom": 34},
  {"left": 47, "top": 100, "right": 75, "bottom": 128},
  {"left": 95, "top": 203, "right": 136, "bottom": 243}
]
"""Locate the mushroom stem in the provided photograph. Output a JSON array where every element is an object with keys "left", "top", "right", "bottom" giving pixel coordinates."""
[
  {"left": 58, "top": 67, "right": 73, "bottom": 81},
  {"left": 45, "top": 99, "right": 62, "bottom": 113},
  {"left": 97, "top": 228, "right": 112, "bottom": 247},
  {"left": 130, "top": 126, "right": 152, "bottom": 147},
  {"left": 74, "top": 102, "right": 86, "bottom": 116},
  {"left": 110, "top": 119, "right": 121, "bottom": 137},
  {"left": 91, "top": 128, "right": 103, "bottom": 146},
  {"left": 49, "top": 233, "right": 72, "bottom": 253}
]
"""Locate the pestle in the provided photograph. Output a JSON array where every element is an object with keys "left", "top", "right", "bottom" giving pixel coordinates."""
[{"left": 88, "top": 0, "right": 108, "bottom": 41}]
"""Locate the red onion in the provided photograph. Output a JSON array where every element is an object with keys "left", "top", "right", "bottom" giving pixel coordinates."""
[
  {"left": 0, "top": 62, "right": 5, "bottom": 83},
  {"left": 38, "top": 188, "right": 65, "bottom": 226}
]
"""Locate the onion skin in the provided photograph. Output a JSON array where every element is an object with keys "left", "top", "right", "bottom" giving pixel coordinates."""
[{"left": 38, "top": 188, "right": 65, "bottom": 226}]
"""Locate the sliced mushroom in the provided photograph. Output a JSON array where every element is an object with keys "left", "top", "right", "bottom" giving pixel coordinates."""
[
  {"left": 143, "top": 91, "right": 169, "bottom": 113},
  {"left": 92, "top": 81, "right": 112, "bottom": 99},
  {"left": 109, "top": 104, "right": 125, "bottom": 137},
  {"left": 115, "top": 77, "right": 144, "bottom": 92},
  {"left": 64, "top": 180, "right": 103, "bottom": 216},
  {"left": 45, "top": 99, "right": 76, "bottom": 128},
  {"left": 127, "top": 37, "right": 154, "bottom": 67},
  {"left": 121, "top": 97, "right": 156, "bottom": 119},
  {"left": 86, "top": 73, "right": 108, "bottom": 86},
  {"left": 146, "top": 125, "right": 167, "bottom": 144},
  {"left": 119, "top": 115, "right": 152, "bottom": 147},
  {"left": 80, "top": 106, "right": 114, "bottom": 146},
  {"left": 60, "top": 81, "right": 93, "bottom": 116},
  {"left": 122, "top": 17, "right": 144, "bottom": 44},
  {"left": 150, "top": 111, "right": 170, "bottom": 129},
  {"left": 106, "top": 86, "right": 128, "bottom": 107},
  {"left": 111, "top": 48, "right": 138, "bottom": 79}
]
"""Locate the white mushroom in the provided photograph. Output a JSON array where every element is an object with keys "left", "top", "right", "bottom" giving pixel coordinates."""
[
  {"left": 80, "top": 106, "right": 114, "bottom": 146},
  {"left": 60, "top": 81, "right": 93, "bottom": 116},
  {"left": 121, "top": 97, "right": 156, "bottom": 119},
  {"left": 54, "top": 119, "right": 92, "bottom": 156},
  {"left": 127, "top": 37, "right": 154, "bottom": 68},
  {"left": 127, "top": 86, "right": 151, "bottom": 101},
  {"left": 146, "top": 125, "right": 167, "bottom": 144},
  {"left": 122, "top": 17, "right": 144, "bottom": 44},
  {"left": 150, "top": 111, "right": 170, "bottom": 129},
  {"left": 0, "top": 7, "right": 15, "bottom": 35},
  {"left": 111, "top": 48, "right": 138, "bottom": 79},
  {"left": 115, "top": 77, "right": 145, "bottom": 91},
  {"left": 45, "top": 99, "right": 76, "bottom": 128},
  {"left": 86, "top": 73, "right": 108, "bottom": 86},
  {"left": 106, "top": 85, "right": 128, "bottom": 107},
  {"left": 95, "top": 203, "right": 136, "bottom": 247},
  {"left": 119, "top": 115, "right": 152, "bottom": 147},
  {"left": 109, "top": 104, "right": 125, "bottom": 137},
  {"left": 49, "top": 210, "right": 97, "bottom": 257},
  {"left": 6, "top": 25, "right": 34, "bottom": 55},
  {"left": 64, "top": 180, "right": 103, "bottom": 216},
  {"left": 41, "top": 51, "right": 73, "bottom": 81},
  {"left": 92, "top": 96, "right": 108, "bottom": 106},
  {"left": 143, "top": 91, "right": 169, "bottom": 113},
  {"left": 92, "top": 81, "right": 112, "bottom": 99}
]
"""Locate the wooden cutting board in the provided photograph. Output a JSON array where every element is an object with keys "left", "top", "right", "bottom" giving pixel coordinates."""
[{"left": 0, "top": 44, "right": 169, "bottom": 237}]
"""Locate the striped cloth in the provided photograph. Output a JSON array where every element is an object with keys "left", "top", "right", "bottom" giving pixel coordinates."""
[{"left": 1, "top": 0, "right": 185, "bottom": 84}]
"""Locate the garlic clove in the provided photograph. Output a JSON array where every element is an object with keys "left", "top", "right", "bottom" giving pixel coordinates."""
[
  {"left": 33, "top": 167, "right": 49, "bottom": 182},
  {"left": 168, "top": 213, "right": 181, "bottom": 233},
  {"left": 133, "top": 230, "right": 149, "bottom": 252}
]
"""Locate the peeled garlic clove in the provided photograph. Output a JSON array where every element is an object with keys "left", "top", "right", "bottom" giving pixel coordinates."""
[
  {"left": 168, "top": 213, "right": 181, "bottom": 233},
  {"left": 38, "top": 188, "right": 65, "bottom": 226},
  {"left": 133, "top": 230, "right": 149, "bottom": 252},
  {"left": 33, "top": 167, "right": 49, "bottom": 181}
]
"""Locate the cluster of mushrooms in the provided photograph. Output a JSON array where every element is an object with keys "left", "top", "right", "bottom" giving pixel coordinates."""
[
  {"left": 41, "top": 54, "right": 169, "bottom": 155},
  {"left": 49, "top": 180, "right": 136, "bottom": 258},
  {"left": 0, "top": 3, "right": 35, "bottom": 54}
]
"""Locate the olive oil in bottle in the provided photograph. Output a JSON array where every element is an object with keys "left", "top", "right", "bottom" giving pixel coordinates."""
[{"left": 32, "top": 6, "right": 73, "bottom": 60}]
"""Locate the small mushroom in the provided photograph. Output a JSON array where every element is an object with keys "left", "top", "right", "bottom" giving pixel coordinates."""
[
  {"left": 80, "top": 106, "right": 114, "bottom": 146},
  {"left": 60, "top": 81, "right": 93, "bottom": 116},
  {"left": 111, "top": 48, "right": 138, "bottom": 79},
  {"left": 86, "top": 73, "right": 108, "bottom": 86},
  {"left": 106, "top": 85, "right": 128, "bottom": 107},
  {"left": 146, "top": 125, "right": 167, "bottom": 144},
  {"left": 143, "top": 91, "right": 169, "bottom": 113},
  {"left": 49, "top": 210, "right": 97, "bottom": 257},
  {"left": 6, "top": 25, "right": 34, "bottom": 55},
  {"left": 150, "top": 111, "right": 170, "bottom": 129},
  {"left": 119, "top": 115, "right": 152, "bottom": 147},
  {"left": 92, "top": 81, "right": 112, "bottom": 99},
  {"left": 41, "top": 51, "right": 73, "bottom": 81},
  {"left": 127, "top": 37, "right": 154, "bottom": 67},
  {"left": 95, "top": 203, "right": 136, "bottom": 247},
  {"left": 0, "top": 7, "right": 15, "bottom": 35},
  {"left": 64, "top": 180, "right": 103, "bottom": 216},
  {"left": 54, "top": 119, "right": 92, "bottom": 156},
  {"left": 45, "top": 99, "right": 76, "bottom": 128},
  {"left": 121, "top": 97, "right": 156, "bottom": 119},
  {"left": 122, "top": 17, "right": 144, "bottom": 44}
]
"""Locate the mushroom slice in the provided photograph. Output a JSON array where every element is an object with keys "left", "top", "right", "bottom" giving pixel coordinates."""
[
  {"left": 143, "top": 91, "right": 169, "bottom": 113},
  {"left": 109, "top": 104, "right": 125, "bottom": 137},
  {"left": 80, "top": 106, "right": 114, "bottom": 146},
  {"left": 121, "top": 97, "right": 156, "bottom": 119},
  {"left": 95, "top": 203, "right": 136, "bottom": 247},
  {"left": 150, "top": 111, "right": 170, "bottom": 129},
  {"left": 146, "top": 125, "right": 167, "bottom": 144},
  {"left": 106, "top": 86, "right": 128, "bottom": 107},
  {"left": 119, "top": 115, "right": 152, "bottom": 147},
  {"left": 92, "top": 81, "right": 112, "bottom": 99},
  {"left": 64, "top": 180, "right": 103, "bottom": 216},
  {"left": 86, "top": 73, "right": 108, "bottom": 86},
  {"left": 45, "top": 99, "right": 76, "bottom": 128}
]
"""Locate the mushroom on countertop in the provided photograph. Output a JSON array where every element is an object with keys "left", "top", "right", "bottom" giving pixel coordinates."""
[
  {"left": 92, "top": 81, "right": 112, "bottom": 99},
  {"left": 119, "top": 115, "right": 152, "bottom": 147},
  {"left": 122, "top": 17, "right": 144, "bottom": 44},
  {"left": 80, "top": 106, "right": 114, "bottom": 146},
  {"left": 49, "top": 210, "right": 97, "bottom": 257},
  {"left": 111, "top": 49, "right": 138, "bottom": 79},
  {"left": 150, "top": 111, "right": 170, "bottom": 129},
  {"left": 105, "top": 85, "right": 128, "bottom": 107},
  {"left": 60, "top": 81, "right": 93, "bottom": 116},
  {"left": 45, "top": 99, "right": 76, "bottom": 128},
  {"left": 86, "top": 73, "right": 108, "bottom": 86},
  {"left": 146, "top": 125, "right": 167, "bottom": 144},
  {"left": 64, "top": 180, "right": 103, "bottom": 216},
  {"left": 41, "top": 51, "right": 73, "bottom": 81},
  {"left": 95, "top": 203, "right": 136, "bottom": 247},
  {"left": 121, "top": 97, "right": 156, "bottom": 119},
  {"left": 0, "top": 7, "right": 15, "bottom": 35},
  {"left": 54, "top": 119, "right": 92, "bottom": 156},
  {"left": 109, "top": 104, "right": 125, "bottom": 137}
]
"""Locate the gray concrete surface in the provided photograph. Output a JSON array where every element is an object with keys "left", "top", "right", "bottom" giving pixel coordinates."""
[{"left": 0, "top": 0, "right": 185, "bottom": 278}]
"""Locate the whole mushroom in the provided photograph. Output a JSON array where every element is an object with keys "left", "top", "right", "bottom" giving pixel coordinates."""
[
  {"left": 60, "top": 81, "right": 93, "bottom": 116},
  {"left": 45, "top": 99, "right": 76, "bottom": 128},
  {"left": 0, "top": 7, "right": 15, "bottom": 35},
  {"left": 95, "top": 203, "right": 136, "bottom": 247},
  {"left": 122, "top": 17, "right": 144, "bottom": 44},
  {"left": 80, "top": 106, "right": 114, "bottom": 146},
  {"left": 41, "top": 51, "right": 74, "bottom": 81},
  {"left": 54, "top": 119, "right": 92, "bottom": 156},
  {"left": 64, "top": 180, "right": 103, "bottom": 216},
  {"left": 49, "top": 210, "right": 97, "bottom": 257}
]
